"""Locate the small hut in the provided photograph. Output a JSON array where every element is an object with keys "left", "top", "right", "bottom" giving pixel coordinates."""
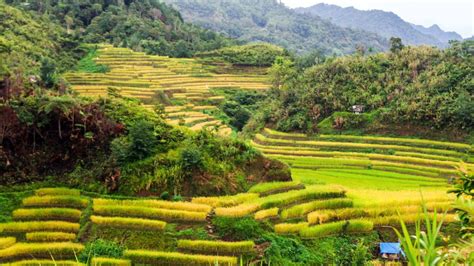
[{"left": 351, "top": 105, "right": 365, "bottom": 114}]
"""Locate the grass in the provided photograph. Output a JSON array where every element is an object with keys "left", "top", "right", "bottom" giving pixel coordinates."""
[
  {"left": 26, "top": 232, "right": 76, "bottom": 242},
  {"left": 0, "top": 237, "right": 16, "bottom": 249},
  {"left": 90, "top": 257, "right": 132, "bottom": 266},
  {"left": 248, "top": 181, "right": 303, "bottom": 194},
  {"left": 254, "top": 208, "right": 279, "bottom": 220},
  {"left": 291, "top": 168, "right": 446, "bottom": 190},
  {"left": 177, "top": 240, "right": 254, "bottom": 254},
  {"left": 299, "top": 220, "right": 373, "bottom": 238},
  {"left": 280, "top": 198, "right": 353, "bottom": 219},
  {"left": 0, "top": 242, "right": 84, "bottom": 260},
  {"left": 124, "top": 249, "right": 238, "bottom": 265},
  {"left": 35, "top": 188, "right": 80, "bottom": 197},
  {"left": 22, "top": 196, "right": 89, "bottom": 209},
  {"left": 93, "top": 198, "right": 211, "bottom": 213},
  {"left": 274, "top": 222, "right": 309, "bottom": 234},
  {"left": 0, "top": 221, "right": 80, "bottom": 233},
  {"left": 90, "top": 216, "right": 167, "bottom": 231},
  {"left": 12, "top": 208, "right": 82, "bottom": 222},
  {"left": 93, "top": 205, "right": 207, "bottom": 222}
]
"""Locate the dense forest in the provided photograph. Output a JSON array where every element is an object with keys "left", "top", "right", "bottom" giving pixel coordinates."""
[
  {"left": 245, "top": 40, "right": 474, "bottom": 141},
  {"left": 163, "top": 0, "right": 389, "bottom": 55}
]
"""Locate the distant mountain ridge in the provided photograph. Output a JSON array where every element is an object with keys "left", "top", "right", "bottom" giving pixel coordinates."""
[
  {"left": 162, "top": 0, "right": 389, "bottom": 55},
  {"left": 295, "top": 3, "right": 462, "bottom": 47},
  {"left": 410, "top": 23, "right": 463, "bottom": 44}
]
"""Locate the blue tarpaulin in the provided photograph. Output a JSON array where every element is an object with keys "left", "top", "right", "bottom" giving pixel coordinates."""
[{"left": 380, "top": 243, "right": 402, "bottom": 255}]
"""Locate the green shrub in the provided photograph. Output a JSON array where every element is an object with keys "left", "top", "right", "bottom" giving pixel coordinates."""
[
  {"left": 79, "top": 239, "right": 124, "bottom": 263},
  {"left": 212, "top": 217, "right": 266, "bottom": 241},
  {"left": 262, "top": 233, "right": 318, "bottom": 266}
]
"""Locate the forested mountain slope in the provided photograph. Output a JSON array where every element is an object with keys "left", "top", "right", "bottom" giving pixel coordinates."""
[
  {"left": 295, "top": 3, "right": 457, "bottom": 47},
  {"left": 246, "top": 41, "right": 474, "bottom": 140},
  {"left": 162, "top": 0, "right": 389, "bottom": 55},
  {"left": 4, "top": 0, "right": 233, "bottom": 59}
]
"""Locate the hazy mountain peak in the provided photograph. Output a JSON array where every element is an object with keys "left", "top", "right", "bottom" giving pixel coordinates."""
[{"left": 295, "top": 3, "right": 461, "bottom": 47}]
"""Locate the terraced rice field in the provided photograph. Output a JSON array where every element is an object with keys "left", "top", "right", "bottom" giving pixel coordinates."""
[
  {"left": 64, "top": 44, "right": 271, "bottom": 136},
  {"left": 250, "top": 128, "right": 474, "bottom": 237}
]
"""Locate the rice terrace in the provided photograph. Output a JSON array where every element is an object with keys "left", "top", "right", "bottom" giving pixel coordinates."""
[{"left": 0, "top": 0, "right": 473, "bottom": 265}]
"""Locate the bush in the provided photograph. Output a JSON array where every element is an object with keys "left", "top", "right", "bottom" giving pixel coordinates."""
[
  {"left": 212, "top": 217, "right": 266, "bottom": 241},
  {"left": 262, "top": 233, "right": 318, "bottom": 266},
  {"left": 79, "top": 239, "right": 124, "bottom": 263}
]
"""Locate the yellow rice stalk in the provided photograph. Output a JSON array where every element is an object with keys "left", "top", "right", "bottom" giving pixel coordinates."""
[
  {"left": 26, "top": 232, "right": 76, "bottom": 242},
  {"left": 0, "top": 237, "right": 16, "bottom": 250},
  {"left": 124, "top": 249, "right": 237, "bottom": 266},
  {"left": 214, "top": 204, "right": 260, "bottom": 218},
  {"left": 280, "top": 198, "right": 353, "bottom": 219},
  {"left": 191, "top": 193, "right": 259, "bottom": 207},
  {"left": 90, "top": 216, "right": 166, "bottom": 231},
  {"left": 22, "top": 196, "right": 89, "bottom": 209},
  {"left": 6, "top": 260, "right": 85, "bottom": 266},
  {"left": 177, "top": 240, "right": 255, "bottom": 254},
  {"left": 274, "top": 222, "right": 309, "bottom": 234},
  {"left": 93, "top": 198, "right": 211, "bottom": 213},
  {"left": 254, "top": 208, "right": 279, "bottom": 220},
  {"left": 0, "top": 242, "right": 84, "bottom": 260},
  {"left": 299, "top": 220, "right": 373, "bottom": 238},
  {"left": 91, "top": 257, "right": 132, "bottom": 266},
  {"left": 93, "top": 205, "right": 206, "bottom": 222},
  {"left": 35, "top": 188, "right": 80, "bottom": 196},
  {"left": 13, "top": 208, "right": 82, "bottom": 222},
  {"left": 0, "top": 221, "right": 80, "bottom": 233}
]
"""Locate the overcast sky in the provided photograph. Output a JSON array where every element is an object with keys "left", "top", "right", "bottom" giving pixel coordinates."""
[{"left": 281, "top": 0, "right": 473, "bottom": 38}]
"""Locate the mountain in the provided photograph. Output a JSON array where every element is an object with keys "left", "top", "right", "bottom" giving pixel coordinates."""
[
  {"left": 162, "top": 0, "right": 389, "bottom": 55},
  {"left": 295, "top": 3, "right": 451, "bottom": 47},
  {"left": 410, "top": 24, "right": 463, "bottom": 44},
  {"left": 4, "top": 0, "right": 233, "bottom": 59}
]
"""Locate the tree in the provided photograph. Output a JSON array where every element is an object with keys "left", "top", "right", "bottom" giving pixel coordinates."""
[
  {"left": 65, "top": 15, "right": 74, "bottom": 34},
  {"left": 389, "top": 37, "right": 404, "bottom": 53},
  {"left": 269, "top": 56, "right": 296, "bottom": 89},
  {"left": 39, "top": 57, "right": 57, "bottom": 88}
]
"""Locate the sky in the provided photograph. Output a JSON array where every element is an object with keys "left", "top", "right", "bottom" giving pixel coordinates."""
[{"left": 280, "top": 0, "right": 473, "bottom": 38}]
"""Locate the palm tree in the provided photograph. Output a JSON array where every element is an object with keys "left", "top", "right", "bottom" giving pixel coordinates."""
[{"left": 39, "top": 95, "right": 78, "bottom": 139}]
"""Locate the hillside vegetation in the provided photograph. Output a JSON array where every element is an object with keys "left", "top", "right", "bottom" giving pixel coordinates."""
[
  {"left": 163, "top": 0, "right": 389, "bottom": 55},
  {"left": 246, "top": 41, "right": 474, "bottom": 140}
]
